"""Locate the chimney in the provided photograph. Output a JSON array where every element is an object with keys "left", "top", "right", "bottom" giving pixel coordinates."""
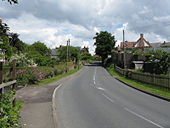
[{"left": 140, "top": 34, "right": 144, "bottom": 38}]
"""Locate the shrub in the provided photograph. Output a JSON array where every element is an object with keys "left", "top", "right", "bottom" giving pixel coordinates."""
[
  {"left": 16, "top": 69, "right": 29, "bottom": 86},
  {"left": 148, "top": 50, "right": 170, "bottom": 74},
  {"left": 0, "top": 91, "right": 22, "bottom": 128}
]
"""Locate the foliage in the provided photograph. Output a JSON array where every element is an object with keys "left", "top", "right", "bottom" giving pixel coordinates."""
[
  {"left": 80, "top": 53, "right": 92, "bottom": 61},
  {"left": 58, "top": 46, "right": 80, "bottom": 62},
  {"left": 1, "top": 0, "right": 18, "bottom": 4},
  {"left": 107, "top": 65, "right": 170, "bottom": 98},
  {"left": 10, "top": 53, "right": 37, "bottom": 67},
  {"left": 127, "top": 49, "right": 145, "bottom": 55},
  {"left": 93, "top": 31, "right": 116, "bottom": 63},
  {"left": 0, "top": 21, "right": 13, "bottom": 59},
  {"left": 26, "top": 49, "right": 55, "bottom": 66},
  {"left": 16, "top": 63, "right": 72, "bottom": 86},
  {"left": 0, "top": 91, "right": 22, "bottom": 128},
  {"left": 0, "top": 36, "right": 13, "bottom": 59},
  {"left": 16, "top": 67, "right": 46, "bottom": 86},
  {"left": 29, "top": 41, "right": 51, "bottom": 57},
  {"left": 148, "top": 50, "right": 170, "bottom": 74},
  {"left": 9, "top": 33, "right": 26, "bottom": 52},
  {"left": 160, "top": 44, "right": 170, "bottom": 47},
  {"left": 0, "top": 21, "right": 9, "bottom": 36}
]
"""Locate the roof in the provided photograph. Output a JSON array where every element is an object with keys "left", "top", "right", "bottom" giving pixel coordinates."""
[
  {"left": 120, "top": 41, "right": 136, "bottom": 49},
  {"left": 135, "top": 34, "right": 151, "bottom": 48},
  {"left": 51, "top": 49, "right": 58, "bottom": 56},
  {"left": 150, "top": 43, "right": 161, "bottom": 48},
  {"left": 161, "top": 42, "right": 170, "bottom": 47}
]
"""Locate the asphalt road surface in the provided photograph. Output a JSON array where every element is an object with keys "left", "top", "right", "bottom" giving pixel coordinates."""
[{"left": 55, "top": 64, "right": 170, "bottom": 128}]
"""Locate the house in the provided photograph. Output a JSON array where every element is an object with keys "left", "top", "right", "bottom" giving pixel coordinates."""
[
  {"left": 50, "top": 48, "right": 59, "bottom": 58},
  {"left": 120, "top": 41, "right": 136, "bottom": 50},
  {"left": 135, "top": 34, "right": 151, "bottom": 50},
  {"left": 81, "top": 46, "right": 89, "bottom": 54},
  {"left": 119, "top": 34, "right": 151, "bottom": 51},
  {"left": 146, "top": 41, "right": 170, "bottom": 52}
]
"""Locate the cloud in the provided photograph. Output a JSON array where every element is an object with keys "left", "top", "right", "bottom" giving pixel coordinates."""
[{"left": 1, "top": 0, "right": 170, "bottom": 54}]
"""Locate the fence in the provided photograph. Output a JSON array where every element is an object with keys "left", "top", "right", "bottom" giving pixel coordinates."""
[
  {"left": 0, "top": 60, "right": 17, "bottom": 106},
  {"left": 115, "top": 66, "right": 170, "bottom": 90}
]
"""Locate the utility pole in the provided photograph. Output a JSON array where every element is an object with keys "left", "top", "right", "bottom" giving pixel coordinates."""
[
  {"left": 123, "top": 29, "right": 126, "bottom": 69},
  {"left": 66, "top": 39, "right": 70, "bottom": 72}
]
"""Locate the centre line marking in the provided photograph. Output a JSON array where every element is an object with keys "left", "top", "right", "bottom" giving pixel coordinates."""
[
  {"left": 93, "top": 67, "right": 97, "bottom": 85},
  {"left": 102, "top": 94, "right": 114, "bottom": 103},
  {"left": 97, "top": 87, "right": 105, "bottom": 91},
  {"left": 124, "top": 108, "right": 164, "bottom": 128}
]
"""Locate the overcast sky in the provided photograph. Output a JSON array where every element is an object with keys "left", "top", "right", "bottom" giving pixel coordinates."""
[{"left": 1, "top": 0, "right": 170, "bottom": 54}]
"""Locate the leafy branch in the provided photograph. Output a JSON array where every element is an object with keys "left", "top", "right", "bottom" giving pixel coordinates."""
[{"left": 2, "top": 0, "right": 18, "bottom": 4}]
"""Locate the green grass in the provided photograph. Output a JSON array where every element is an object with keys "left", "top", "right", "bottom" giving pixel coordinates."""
[
  {"left": 107, "top": 66, "right": 170, "bottom": 99},
  {"left": 31, "top": 67, "right": 82, "bottom": 86}
]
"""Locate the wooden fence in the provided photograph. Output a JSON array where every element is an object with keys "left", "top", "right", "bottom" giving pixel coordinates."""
[
  {"left": 0, "top": 60, "right": 17, "bottom": 107},
  {"left": 115, "top": 66, "right": 170, "bottom": 90}
]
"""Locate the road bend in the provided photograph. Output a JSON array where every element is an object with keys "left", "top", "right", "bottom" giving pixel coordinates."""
[{"left": 55, "top": 64, "right": 170, "bottom": 128}]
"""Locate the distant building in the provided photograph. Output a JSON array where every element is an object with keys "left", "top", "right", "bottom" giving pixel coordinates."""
[
  {"left": 135, "top": 34, "right": 151, "bottom": 50},
  {"left": 50, "top": 47, "right": 59, "bottom": 58},
  {"left": 146, "top": 41, "right": 170, "bottom": 52},
  {"left": 119, "top": 34, "right": 151, "bottom": 51},
  {"left": 81, "top": 46, "right": 89, "bottom": 54},
  {"left": 120, "top": 41, "right": 136, "bottom": 50}
]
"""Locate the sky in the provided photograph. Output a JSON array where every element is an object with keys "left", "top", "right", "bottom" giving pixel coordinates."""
[{"left": 1, "top": 0, "right": 170, "bottom": 54}]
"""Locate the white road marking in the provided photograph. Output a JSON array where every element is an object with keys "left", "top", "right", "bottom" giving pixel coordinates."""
[
  {"left": 102, "top": 94, "right": 114, "bottom": 103},
  {"left": 52, "top": 84, "right": 63, "bottom": 128},
  {"left": 124, "top": 108, "right": 164, "bottom": 128},
  {"left": 97, "top": 87, "right": 105, "bottom": 91},
  {"left": 94, "top": 80, "right": 96, "bottom": 85},
  {"left": 93, "top": 67, "right": 97, "bottom": 85}
]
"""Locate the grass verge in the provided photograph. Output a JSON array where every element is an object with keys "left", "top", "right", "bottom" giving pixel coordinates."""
[
  {"left": 107, "top": 66, "right": 170, "bottom": 99},
  {"left": 31, "top": 67, "right": 82, "bottom": 86}
]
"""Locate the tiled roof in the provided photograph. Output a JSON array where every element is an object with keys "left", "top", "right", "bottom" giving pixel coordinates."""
[
  {"left": 120, "top": 41, "right": 136, "bottom": 49},
  {"left": 51, "top": 49, "right": 58, "bottom": 56}
]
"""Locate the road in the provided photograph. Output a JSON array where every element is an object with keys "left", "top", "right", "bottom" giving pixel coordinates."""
[{"left": 55, "top": 64, "right": 170, "bottom": 128}]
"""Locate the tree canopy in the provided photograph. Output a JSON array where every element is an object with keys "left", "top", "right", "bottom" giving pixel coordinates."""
[
  {"left": 58, "top": 46, "right": 80, "bottom": 62},
  {"left": 1, "top": 0, "right": 18, "bottom": 4},
  {"left": 93, "top": 31, "right": 116, "bottom": 63},
  {"left": 29, "top": 41, "right": 51, "bottom": 57}
]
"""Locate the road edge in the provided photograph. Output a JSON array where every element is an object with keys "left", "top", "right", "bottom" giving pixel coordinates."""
[
  {"left": 52, "top": 66, "right": 85, "bottom": 128},
  {"left": 107, "top": 71, "right": 170, "bottom": 102},
  {"left": 52, "top": 84, "right": 63, "bottom": 128}
]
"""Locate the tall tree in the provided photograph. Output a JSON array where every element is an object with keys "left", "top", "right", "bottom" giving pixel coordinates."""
[
  {"left": 29, "top": 41, "right": 51, "bottom": 57},
  {"left": 93, "top": 31, "right": 116, "bottom": 64},
  {"left": 58, "top": 46, "right": 80, "bottom": 62}
]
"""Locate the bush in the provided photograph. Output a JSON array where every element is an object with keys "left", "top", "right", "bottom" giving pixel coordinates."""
[
  {"left": 0, "top": 91, "right": 22, "bottom": 128},
  {"left": 16, "top": 67, "right": 45, "bottom": 86},
  {"left": 16, "top": 69, "right": 29, "bottom": 86},
  {"left": 148, "top": 50, "right": 170, "bottom": 74}
]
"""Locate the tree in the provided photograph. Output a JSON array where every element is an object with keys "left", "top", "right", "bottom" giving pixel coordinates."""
[
  {"left": 8, "top": 33, "right": 26, "bottom": 52},
  {"left": 29, "top": 41, "right": 51, "bottom": 57},
  {"left": 93, "top": 31, "right": 116, "bottom": 64},
  {"left": 149, "top": 50, "right": 170, "bottom": 74},
  {"left": 58, "top": 46, "right": 80, "bottom": 62},
  {"left": 1, "top": 0, "right": 18, "bottom": 4},
  {"left": 80, "top": 53, "right": 92, "bottom": 61}
]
